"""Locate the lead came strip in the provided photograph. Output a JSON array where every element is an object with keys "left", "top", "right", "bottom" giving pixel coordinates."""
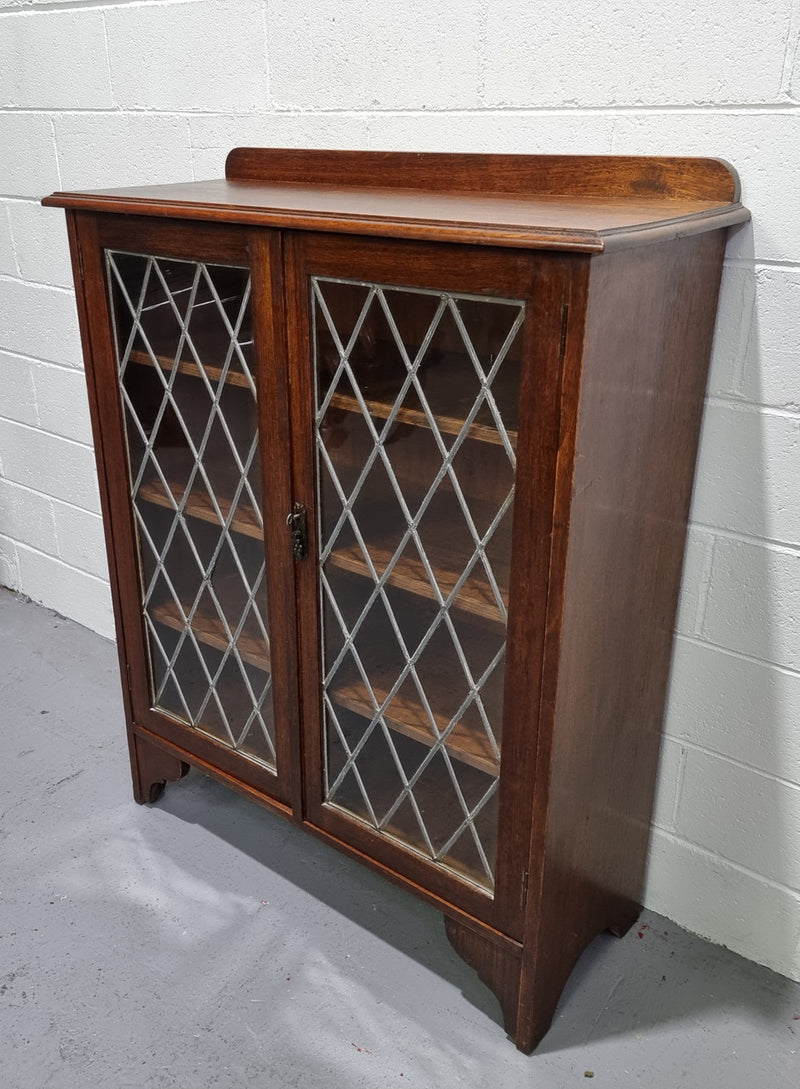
[
  {"left": 107, "top": 251, "right": 276, "bottom": 768},
  {"left": 313, "top": 276, "right": 525, "bottom": 890}
]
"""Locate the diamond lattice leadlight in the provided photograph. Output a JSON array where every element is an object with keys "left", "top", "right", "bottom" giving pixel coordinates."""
[
  {"left": 313, "top": 277, "right": 525, "bottom": 891},
  {"left": 107, "top": 251, "right": 277, "bottom": 769}
]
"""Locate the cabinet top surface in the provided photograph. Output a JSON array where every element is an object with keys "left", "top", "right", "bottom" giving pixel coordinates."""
[{"left": 43, "top": 148, "right": 749, "bottom": 252}]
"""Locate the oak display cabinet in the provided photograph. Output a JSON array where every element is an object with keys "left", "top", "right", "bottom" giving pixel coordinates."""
[{"left": 44, "top": 150, "right": 748, "bottom": 1052}]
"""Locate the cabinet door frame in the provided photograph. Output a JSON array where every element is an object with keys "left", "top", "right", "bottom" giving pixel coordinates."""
[
  {"left": 73, "top": 212, "right": 299, "bottom": 807},
  {"left": 285, "top": 231, "right": 571, "bottom": 936}
]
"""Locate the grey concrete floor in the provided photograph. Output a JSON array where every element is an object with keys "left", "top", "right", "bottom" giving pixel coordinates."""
[{"left": 1, "top": 586, "right": 798, "bottom": 1089}]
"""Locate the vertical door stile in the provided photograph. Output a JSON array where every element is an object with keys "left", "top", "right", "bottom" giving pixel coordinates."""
[
  {"left": 284, "top": 231, "right": 328, "bottom": 823},
  {"left": 248, "top": 228, "right": 304, "bottom": 814}
]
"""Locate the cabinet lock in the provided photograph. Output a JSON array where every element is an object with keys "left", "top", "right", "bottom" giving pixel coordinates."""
[{"left": 287, "top": 502, "right": 308, "bottom": 560}]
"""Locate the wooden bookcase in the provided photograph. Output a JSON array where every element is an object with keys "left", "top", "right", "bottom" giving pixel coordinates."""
[{"left": 44, "top": 150, "right": 748, "bottom": 1052}]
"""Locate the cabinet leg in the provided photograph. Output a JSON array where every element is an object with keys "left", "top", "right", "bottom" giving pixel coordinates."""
[
  {"left": 512, "top": 895, "right": 643, "bottom": 1053},
  {"left": 606, "top": 900, "right": 642, "bottom": 939},
  {"left": 130, "top": 732, "right": 190, "bottom": 804},
  {"left": 444, "top": 916, "right": 522, "bottom": 1039}
]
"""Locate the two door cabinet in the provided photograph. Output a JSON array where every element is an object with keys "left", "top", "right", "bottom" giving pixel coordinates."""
[{"left": 44, "top": 149, "right": 748, "bottom": 1052}]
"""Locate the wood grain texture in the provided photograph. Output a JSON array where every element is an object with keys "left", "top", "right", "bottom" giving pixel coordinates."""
[
  {"left": 225, "top": 148, "right": 741, "bottom": 202},
  {"left": 326, "top": 512, "right": 510, "bottom": 625},
  {"left": 43, "top": 151, "right": 748, "bottom": 253},
  {"left": 248, "top": 227, "right": 306, "bottom": 818},
  {"left": 42, "top": 180, "right": 747, "bottom": 253},
  {"left": 131, "top": 731, "right": 190, "bottom": 804},
  {"left": 138, "top": 474, "right": 263, "bottom": 539},
  {"left": 71, "top": 213, "right": 289, "bottom": 806},
  {"left": 513, "top": 229, "right": 729, "bottom": 1053},
  {"left": 284, "top": 231, "right": 521, "bottom": 927},
  {"left": 444, "top": 915, "right": 523, "bottom": 1037},
  {"left": 133, "top": 723, "right": 294, "bottom": 823},
  {"left": 50, "top": 153, "right": 748, "bottom": 1053},
  {"left": 129, "top": 348, "right": 254, "bottom": 390},
  {"left": 150, "top": 599, "right": 270, "bottom": 672},
  {"left": 330, "top": 665, "right": 501, "bottom": 775},
  {"left": 64, "top": 211, "right": 145, "bottom": 803},
  {"left": 286, "top": 230, "right": 566, "bottom": 938}
]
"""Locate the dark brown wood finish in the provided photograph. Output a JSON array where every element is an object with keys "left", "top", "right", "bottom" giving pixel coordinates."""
[
  {"left": 248, "top": 229, "right": 305, "bottom": 816},
  {"left": 226, "top": 148, "right": 740, "bottom": 201},
  {"left": 47, "top": 152, "right": 748, "bottom": 1053},
  {"left": 70, "top": 212, "right": 295, "bottom": 806},
  {"left": 513, "top": 229, "right": 730, "bottom": 1052},
  {"left": 43, "top": 150, "right": 748, "bottom": 254},
  {"left": 42, "top": 180, "right": 746, "bottom": 254},
  {"left": 284, "top": 231, "right": 563, "bottom": 933},
  {"left": 444, "top": 915, "right": 523, "bottom": 1036},
  {"left": 64, "top": 211, "right": 156, "bottom": 805},
  {"left": 131, "top": 731, "right": 190, "bottom": 803}
]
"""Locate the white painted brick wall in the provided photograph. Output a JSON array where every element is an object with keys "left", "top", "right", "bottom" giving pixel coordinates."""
[
  {"left": 269, "top": 0, "right": 482, "bottom": 111},
  {"left": 0, "top": 277, "right": 82, "bottom": 365},
  {"left": 702, "top": 538, "right": 800, "bottom": 671},
  {"left": 5, "top": 200, "right": 73, "bottom": 287},
  {"left": 0, "top": 351, "right": 38, "bottom": 427},
  {"left": 483, "top": 1, "right": 794, "bottom": 107},
  {"left": 692, "top": 403, "right": 800, "bottom": 543},
  {"left": 666, "top": 639, "right": 800, "bottom": 782},
  {"left": 53, "top": 113, "right": 194, "bottom": 190},
  {"left": 0, "top": 0, "right": 798, "bottom": 985},
  {"left": 0, "top": 9, "right": 114, "bottom": 109},
  {"left": 105, "top": 1, "right": 269, "bottom": 112},
  {"left": 0, "top": 112, "right": 61, "bottom": 196}
]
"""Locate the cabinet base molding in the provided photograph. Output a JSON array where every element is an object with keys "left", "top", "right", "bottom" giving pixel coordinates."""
[{"left": 444, "top": 915, "right": 523, "bottom": 1039}]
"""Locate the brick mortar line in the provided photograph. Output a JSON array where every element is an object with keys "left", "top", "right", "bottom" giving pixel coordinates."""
[
  {"left": 704, "top": 396, "right": 800, "bottom": 419},
  {"left": 1, "top": 103, "right": 800, "bottom": 116},
  {"left": 660, "top": 736, "right": 800, "bottom": 794},
  {"left": 0, "top": 476, "right": 101, "bottom": 519},
  {"left": 651, "top": 826, "right": 800, "bottom": 900},
  {"left": 0, "top": 0, "right": 209, "bottom": 14},
  {"left": 670, "top": 741, "right": 688, "bottom": 830},
  {"left": 0, "top": 414, "right": 96, "bottom": 453},
  {"left": 724, "top": 258, "right": 800, "bottom": 270},
  {"left": 673, "top": 631, "right": 800, "bottom": 679},
  {"left": 0, "top": 271, "right": 73, "bottom": 295},
  {"left": 687, "top": 521, "right": 800, "bottom": 557},
  {"left": 0, "top": 267, "right": 74, "bottom": 291},
  {"left": 14, "top": 536, "right": 110, "bottom": 585},
  {"left": 0, "top": 347, "right": 81, "bottom": 372},
  {"left": 692, "top": 531, "right": 716, "bottom": 639}
]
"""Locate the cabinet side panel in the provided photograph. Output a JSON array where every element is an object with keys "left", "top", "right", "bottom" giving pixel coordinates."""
[
  {"left": 518, "top": 230, "right": 728, "bottom": 1049},
  {"left": 67, "top": 212, "right": 139, "bottom": 771}
]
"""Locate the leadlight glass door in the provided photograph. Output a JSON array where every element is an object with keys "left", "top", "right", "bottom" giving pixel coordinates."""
[
  {"left": 95, "top": 221, "right": 295, "bottom": 803},
  {"left": 290, "top": 235, "right": 562, "bottom": 930}
]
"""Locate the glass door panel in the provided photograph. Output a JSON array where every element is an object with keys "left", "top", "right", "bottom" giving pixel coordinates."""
[
  {"left": 107, "top": 251, "right": 277, "bottom": 769},
  {"left": 313, "top": 277, "right": 524, "bottom": 892}
]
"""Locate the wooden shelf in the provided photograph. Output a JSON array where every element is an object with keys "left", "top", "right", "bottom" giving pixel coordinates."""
[
  {"left": 330, "top": 631, "right": 502, "bottom": 775},
  {"left": 326, "top": 503, "right": 510, "bottom": 625},
  {"left": 331, "top": 665, "right": 501, "bottom": 777},
  {"left": 129, "top": 347, "right": 254, "bottom": 390},
  {"left": 152, "top": 598, "right": 271, "bottom": 673},
  {"left": 328, "top": 390, "right": 515, "bottom": 448},
  {"left": 328, "top": 726, "right": 498, "bottom": 890},
  {"left": 324, "top": 350, "right": 519, "bottom": 449},
  {"left": 138, "top": 473, "right": 263, "bottom": 539}
]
